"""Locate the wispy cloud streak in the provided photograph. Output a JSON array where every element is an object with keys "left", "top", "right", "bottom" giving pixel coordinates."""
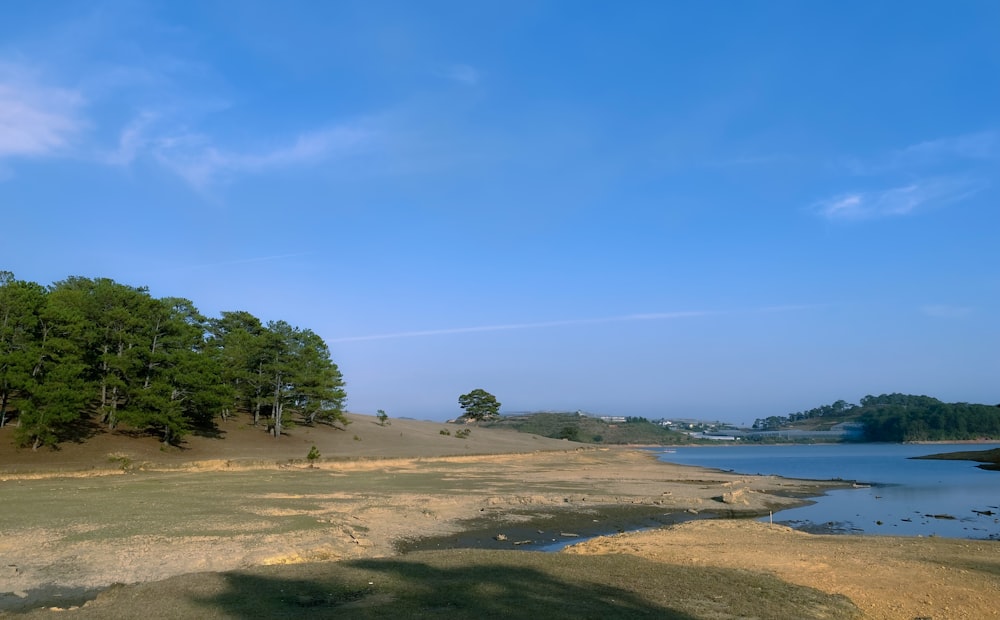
[
  {"left": 842, "top": 130, "right": 999, "bottom": 175},
  {"left": 815, "top": 177, "right": 987, "bottom": 220},
  {"left": 0, "top": 56, "right": 376, "bottom": 190},
  {"left": 894, "top": 131, "right": 997, "bottom": 165},
  {"left": 147, "top": 123, "right": 375, "bottom": 190},
  {"left": 820, "top": 131, "right": 996, "bottom": 221},
  {"left": 327, "top": 305, "right": 842, "bottom": 342}
]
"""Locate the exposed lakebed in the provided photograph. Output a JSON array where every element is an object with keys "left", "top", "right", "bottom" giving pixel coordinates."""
[{"left": 395, "top": 504, "right": 710, "bottom": 553}]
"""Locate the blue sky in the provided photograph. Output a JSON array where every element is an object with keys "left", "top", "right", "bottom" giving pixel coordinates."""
[{"left": 2, "top": 1, "right": 998, "bottom": 424}]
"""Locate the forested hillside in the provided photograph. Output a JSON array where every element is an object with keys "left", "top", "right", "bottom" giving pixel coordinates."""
[
  {"left": 856, "top": 394, "right": 1000, "bottom": 442},
  {"left": 0, "top": 272, "right": 346, "bottom": 449},
  {"left": 754, "top": 393, "right": 1000, "bottom": 442}
]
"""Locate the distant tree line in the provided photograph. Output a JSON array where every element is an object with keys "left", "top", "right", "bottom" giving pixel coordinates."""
[
  {"left": 0, "top": 272, "right": 346, "bottom": 449},
  {"left": 752, "top": 399, "right": 857, "bottom": 430},
  {"left": 857, "top": 394, "right": 1000, "bottom": 442},
  {"left": 752, "top": 393, "right": 1000, "bottom": 442},
  {"left": 484, "top": 411, "right": 690, "bottom": 445}
]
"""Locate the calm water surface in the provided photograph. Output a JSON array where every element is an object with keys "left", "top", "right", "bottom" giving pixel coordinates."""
[{"left": 654, "top": 443, "right": 1000, "bottom": 540}]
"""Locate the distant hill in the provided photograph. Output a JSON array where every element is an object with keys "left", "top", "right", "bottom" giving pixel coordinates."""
[
  {"left": 754, "top": 394, "right": 1000, "bottom": 442},
  {"left": 481, "top": 412, "right": 693, "bottom": 445}
]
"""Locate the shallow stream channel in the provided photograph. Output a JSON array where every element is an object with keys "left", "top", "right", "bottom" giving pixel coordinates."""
[{"left": 395, "top": 504, "right": 720, "bottom": 554}]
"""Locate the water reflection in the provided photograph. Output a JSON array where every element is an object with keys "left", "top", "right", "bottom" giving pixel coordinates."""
[{"left": 656, "top": 443, "right": 1000, "bottom": 540}]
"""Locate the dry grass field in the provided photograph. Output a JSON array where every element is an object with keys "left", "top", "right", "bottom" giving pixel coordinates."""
[{"left": 1, "top": 414, "right": 997, "bottom": 619}]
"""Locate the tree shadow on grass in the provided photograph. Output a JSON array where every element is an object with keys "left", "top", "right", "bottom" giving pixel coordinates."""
[
  {"left": 24, "top": 550, "right": 858, "bottom": 618},
  {"left": 180, "top": 550, "right": 858, "bottom": 620},
  {"left": 195, "top": 553, "right": 689, "bottom": 619},
  {"left": 189, "top": 421, "right": 225, "bottom": 439},
  {"left": 61, "top": 414, "right": 104, "bottom": 444}
]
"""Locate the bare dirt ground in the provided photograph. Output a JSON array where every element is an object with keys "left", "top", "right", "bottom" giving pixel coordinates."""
[
  {"left": 567, "top": 519, "right": 1000, "bottom": 620},
  {"left": 2, "top": 414, "right": 998, "bottom": 619}
]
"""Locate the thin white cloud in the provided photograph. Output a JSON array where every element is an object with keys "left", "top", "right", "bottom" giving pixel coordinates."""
[
  {"left": 817, "top": 193, "right": 865, "bottom": 219},
  {"left": 240, "top": 126, "right": 372, "bottom": 168},
  {"left": 895, "top": 131, "right": 997, "bottom": 165},
  {"left": 102, "top": 111, "right": 158, "bottom": 166},
  {"left": 438, "top": 64, "right": 480, "bottom": 86},
  {"left": 325, "top": 306, "right": 844, "bottom": 343},
  {"left": 97, "top": 109, "right": 376, "bottom": 190},
  {"left": 0, "top": 62, "right": 85, "bottom": 159},
  {"left": 0, "top": 54, "right": 375, "bottom": 190},
  {"left": 815, "top": 177, "right": 987, "bottom": 220},
  {"left": 330, "top": 311, "right": 711, "bottom": 343},
  {"left": 150, "top": 123, "right": 375, "bottom": 190},
  {"left": 843, "top": 130, "right": 999, "bottom": 176}
]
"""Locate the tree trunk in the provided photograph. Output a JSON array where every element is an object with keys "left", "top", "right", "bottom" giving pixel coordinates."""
[
  {"left": 272, "top": 372, "right": 282, "bottom": 438},
  {"left": 99, "top": 344, "right": 110, "bottom": 421},
  {"left": 252, "top": 364, "right": 265, "bottom": 426},
  {"left": 107, "top": 386, "right": 118, "bottom": 430},
  {"left": 144, "top": 320, "right": 162, "bottom": 390},
  {"left": 273, "top": 401, "right": 282, "bottom": 438}
]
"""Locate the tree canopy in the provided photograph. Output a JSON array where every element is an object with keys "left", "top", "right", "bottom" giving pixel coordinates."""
[
  {"left": 458, "top": 388, "right": 501, "bottom": 421},
  {"left": 752, "top": 393, "right": 1000, "bottom": 442},
  {"left": 857, "top": 394, "right": 1000, "bottom": 442},
  {"left": 0, "top": 272, "right": 347, "bottom": 448}
]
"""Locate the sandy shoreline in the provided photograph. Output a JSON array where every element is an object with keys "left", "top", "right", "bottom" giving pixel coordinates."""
[
  {"left": 2, "top": 440, "right": 998, "bottom": 618},
  {"left": 568, "top": 519, "right": 1000, "bottom": 620}
]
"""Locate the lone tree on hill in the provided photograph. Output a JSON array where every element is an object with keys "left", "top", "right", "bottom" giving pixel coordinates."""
[{"left": 458, "top": 388, "right": 501, "bottom": 421}]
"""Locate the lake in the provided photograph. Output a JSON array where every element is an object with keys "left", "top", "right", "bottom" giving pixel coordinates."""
[{"left": 654, "top": 443, "right": 1000, "bottom": 540}]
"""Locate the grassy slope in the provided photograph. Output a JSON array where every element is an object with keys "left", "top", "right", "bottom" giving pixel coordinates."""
[
  {"left": 482, "top": 412, "right": 693, "bottom": 445},
  {"left": 0, "top": 413, "right": 577, "bottom": 473}
]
